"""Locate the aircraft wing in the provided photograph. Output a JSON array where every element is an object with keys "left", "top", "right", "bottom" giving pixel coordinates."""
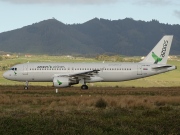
[{"left": 56, "top": 70, "right": 100, "bottom": 78}]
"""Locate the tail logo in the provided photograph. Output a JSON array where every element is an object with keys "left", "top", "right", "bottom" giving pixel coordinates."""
[
  {"left": 152, "top": 40, "right": 168, "bottom": 64},
  {"left": 152, "top": 52, "right": 162, "bottom": 64},
  {"left": 160, "top": 40, "right": 168, "bottom": 58}
]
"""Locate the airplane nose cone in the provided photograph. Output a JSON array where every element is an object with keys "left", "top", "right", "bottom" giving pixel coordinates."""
[{"left": 3, "top": 72, "right": 9, "bottom": 79}]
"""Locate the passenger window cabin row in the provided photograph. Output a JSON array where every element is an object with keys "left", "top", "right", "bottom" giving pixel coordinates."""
[{"left": 10, "top": 67, "right": 132, "bottom": 71}]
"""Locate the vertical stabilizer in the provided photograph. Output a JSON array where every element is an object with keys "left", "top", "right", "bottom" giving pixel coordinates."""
[{"left": 140, "top": 35, "right": 173, "bottom": 64}]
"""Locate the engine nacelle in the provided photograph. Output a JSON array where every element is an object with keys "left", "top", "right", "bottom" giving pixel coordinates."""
[{"left": 53, "top": 77, "right": 71, "bottom": 87}]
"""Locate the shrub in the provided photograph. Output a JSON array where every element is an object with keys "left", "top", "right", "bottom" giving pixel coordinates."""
[{"left": 95, "top": 98, "right": 107, "bottom": 109}]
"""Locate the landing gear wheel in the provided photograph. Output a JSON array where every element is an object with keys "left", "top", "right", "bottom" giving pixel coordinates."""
[
  {"left": 24, "top": 86, "right": 28, "bottom": 90},
  {"left": 81, "top": 85, "right": 88, "bottom": 90},
  {"left": 24, "top": 81, "right": 29, "bottom": 90}
]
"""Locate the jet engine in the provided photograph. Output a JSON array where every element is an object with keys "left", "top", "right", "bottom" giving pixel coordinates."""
[
  {"left": 53, "top": 77, "right": 78, "bottom": 87},
  {"left": 53, "top": 77, "right": 71, "bottom": 87}
]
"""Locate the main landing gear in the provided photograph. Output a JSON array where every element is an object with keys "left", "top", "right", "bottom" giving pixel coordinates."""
[
  {"left": 80, "top": 79, "right": 88, "bottom": 90},
  {"left": 81, "top": 84, "right": 88, "bottom": 90},
  {"left": 24, "top": 81, "right": 29, "bottom": 90}
]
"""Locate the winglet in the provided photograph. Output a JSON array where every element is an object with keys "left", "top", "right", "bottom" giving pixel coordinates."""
[{"left": 140, "top": 35, "right": 173, "bottom": 64}]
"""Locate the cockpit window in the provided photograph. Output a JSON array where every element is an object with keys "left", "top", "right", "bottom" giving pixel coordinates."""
[{"left": 10, "top": 68, "right": 17, "bottom": 71}]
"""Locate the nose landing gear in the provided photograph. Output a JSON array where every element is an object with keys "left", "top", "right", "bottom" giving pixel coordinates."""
[{"left": 24, "top": 81, "right": 29, "bottom": 90}]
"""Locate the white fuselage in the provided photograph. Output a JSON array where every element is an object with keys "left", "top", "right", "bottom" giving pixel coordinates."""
[{"left": 3, "top": 62, "right": 176, "bottom": 83}]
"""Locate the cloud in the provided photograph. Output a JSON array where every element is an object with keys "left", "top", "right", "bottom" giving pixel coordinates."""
[
  {"left": 133, "top": 0, "right": 172, "bottom": 6},
  {"left": 174, "top": 10, "right": 180, "bottom": 19},
  {"left": 1, "top": 0, "right": 179, "bottom": 6},
  {"left": 0, "top": 0, "right": 119, "bottom": 5}
]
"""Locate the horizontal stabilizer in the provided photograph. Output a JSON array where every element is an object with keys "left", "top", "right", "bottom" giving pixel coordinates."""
[{"left": 152, "top": 65, "right": 173, "bottom": 69}]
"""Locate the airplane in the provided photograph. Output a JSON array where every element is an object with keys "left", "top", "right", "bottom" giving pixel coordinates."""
[{"left": 3, "top": 35, "right": 176, "bottom": 90}]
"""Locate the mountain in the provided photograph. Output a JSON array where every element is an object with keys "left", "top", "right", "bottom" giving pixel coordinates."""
[{"left": 0, "top": 18, "right": 180, "bottom": 56}]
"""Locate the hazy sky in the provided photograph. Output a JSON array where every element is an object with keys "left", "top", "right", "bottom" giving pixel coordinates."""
[{"left": 0, "top": 0, "right": 180, "bottom": 32}]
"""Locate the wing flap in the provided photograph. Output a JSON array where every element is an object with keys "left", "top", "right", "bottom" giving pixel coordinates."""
[{"left": 56, "top": 70, "right": 100, "bottom": 78}]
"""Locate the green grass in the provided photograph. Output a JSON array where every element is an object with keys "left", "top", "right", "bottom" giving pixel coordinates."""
[
  {"left": 0, "top": 86, "right": 180, "bottom": 135},
  {"left": 0, "top": 108, "right": 179, "bottom": 135}
]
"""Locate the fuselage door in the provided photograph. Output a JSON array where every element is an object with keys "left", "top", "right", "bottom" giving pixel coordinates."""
[
  {"left": 100, "top": 67, "right": 105, "bottom": 72},
  {"left": 71, "top": 67, "right": 74, "bottom": 73},
  {"left": 141, "top": 65, "right": 149, "bottom": 75},
  {"left": 137, "top": 65, "right": 142, "bottom": 75},
  {"left": 23, "top": 64, "right": 28, "bottom": 75}
]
